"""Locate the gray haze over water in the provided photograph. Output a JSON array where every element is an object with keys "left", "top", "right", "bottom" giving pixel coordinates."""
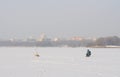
[{"left": 0, "top": 0, "right": 120, "bottom": 39}]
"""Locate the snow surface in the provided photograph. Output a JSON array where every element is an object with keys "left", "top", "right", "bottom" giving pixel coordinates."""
[{"left": 0, "top": 47, "right": 120, "bottom": 77}]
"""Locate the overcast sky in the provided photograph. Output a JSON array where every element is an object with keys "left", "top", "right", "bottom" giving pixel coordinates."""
[{"left": 0, "top": 0, "right": 120, "bottom": 39}]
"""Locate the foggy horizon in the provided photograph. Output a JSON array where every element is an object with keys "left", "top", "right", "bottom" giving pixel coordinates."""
[
  {"left": 0, "top": 32, "right": 119, "bottom": 39},
  {"left": 0, "top": 0, "right": 120, "bottom": 39}
]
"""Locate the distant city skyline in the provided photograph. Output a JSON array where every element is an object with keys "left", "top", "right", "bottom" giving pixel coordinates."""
[{"left": 0, "top": 0, "right": 120, "bottom": 39}]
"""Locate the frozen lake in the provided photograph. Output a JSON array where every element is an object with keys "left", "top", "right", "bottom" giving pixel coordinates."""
[{"left": 0, "top": 47, "right": 120, "bottom": 77}]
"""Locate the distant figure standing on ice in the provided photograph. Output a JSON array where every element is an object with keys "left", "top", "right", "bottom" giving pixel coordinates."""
[
  {"left": 34, "top": 51, "right": 40, "bottom": 57},
  {"left": 86, "top": 49, "right": 91, "bottom": 57}
]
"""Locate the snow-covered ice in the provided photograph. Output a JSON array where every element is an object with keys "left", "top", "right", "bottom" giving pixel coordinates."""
[{"left": 0, "top": 47, "right": 119, "bottom": 77}]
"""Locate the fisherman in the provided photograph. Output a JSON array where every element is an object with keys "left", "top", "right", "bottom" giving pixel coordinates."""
[
  {"left": 34, "top": 52, "right": 40, "bottom": 57},
  {"left": 35, "top": 53, "right": 40, "bottom": 57},
  {"left": 86, "top": 49, "right": 91, "bottom": 57}
]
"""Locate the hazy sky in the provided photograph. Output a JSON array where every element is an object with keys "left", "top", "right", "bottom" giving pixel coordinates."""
[{"left": 0, "top": 0, "right": 120, "bottom": 39}]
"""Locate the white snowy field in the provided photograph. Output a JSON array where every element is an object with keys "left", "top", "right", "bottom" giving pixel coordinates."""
[{"left": 0, "top": 47, "right": 120, "bottom": 77}]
